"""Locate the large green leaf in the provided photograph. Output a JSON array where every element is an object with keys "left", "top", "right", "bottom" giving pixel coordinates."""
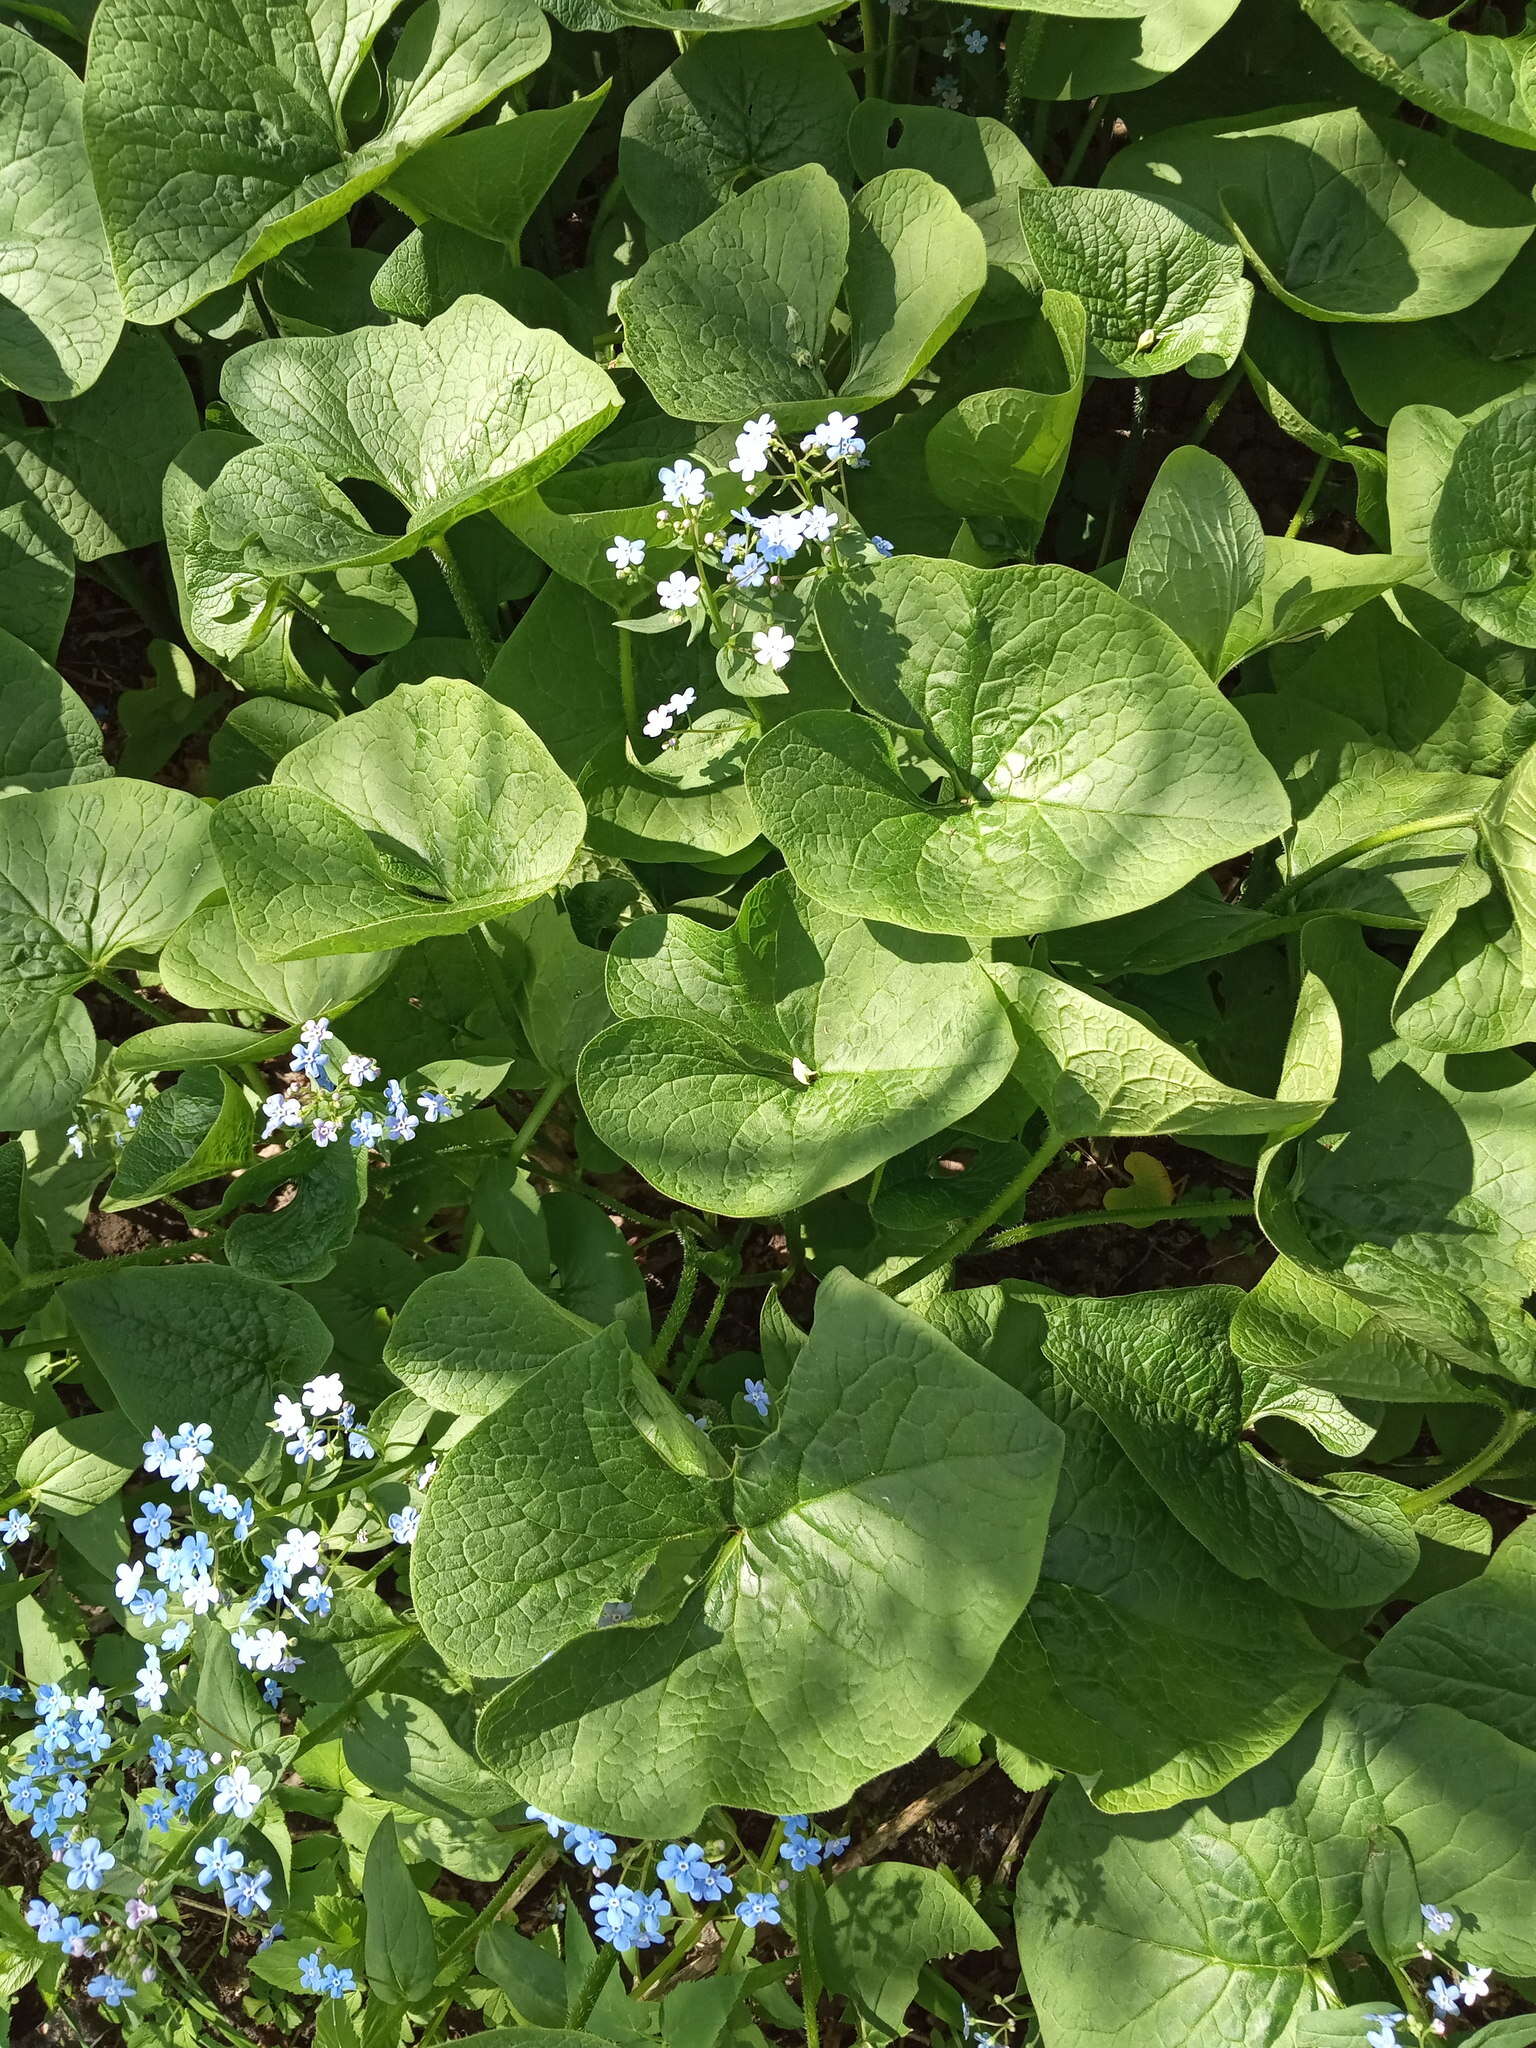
[
  {"left": 84, "top": 0, "right": 551, "bottom": 322},
  {"left": 1121, "top": 448, "right": 1264, "bottom": 676},
  {"left": 989, "top": 964, "right": 1323, "bottom": 1141},
  {"left": 470, "top": 1273, "right": 1063, "bottom": 1834},
  {"left": 1393, "top": 842, "right": 1536, "bottom": 1056},
  {"left": 1015, "top": 1705, "right": 1376, "bottom": 2048},
  {"left": 384, "top": 1257, "right": 597, "bottom": 1419},
  {"left": 812, "top": 1865, "right": 998, "bottom": 2041},
  {"left": 620, "top": 31, "right": 855, "bottom": 243},
  {"left": 1429, "top": 393, "right": 1536, "bottom": 647},
  {"left": 620, "top": 164, "right": 985, "bottom": 425},
  {"left": 1008, "top": 0, "right": 1242, "bottom": 100},
  {"left": 386, "top": 89, "right": 608, "bottom": 252},
  {"left": 936, "top": 1286, "right": 1341, "bottom": 1814},
  {"left": 1038, "top": 1288, "right": 1418, "bottom": 1609},
  {"left": 63, "top": 1262, "right": 333, "bottom": 1472},
  {"left": 0, "top": 635, "right": 107, "bottom": 798},
  {"left": 1303, "top": 0, "right": 1536, "bottom": 152},
  {"left": 210, "top": 680, "right": 585, "bottom": 959},
  {"left": 748, "top": 557, "right": 1288, "bottom": 938},
  {"left": 1258, "top": 919, "right": 1536, "bottom": 1386},
  {"left": 1368, "top": 1519, "right": 1536, "bottom": 1749},
  {"left": 1016, "top": 187, "right": 1251, "bottom": 379},
  {"left": 102, "top": 1068, "right": 255, "bottom": 1212},
  {"left": 159, "top": 899, "right": 396, "bottom": 1025},
  {"left": 213, "top": 298, "right": 620, "bottom": 565},
  {"left": 0, "top": 779, "right": 212, "bottom": 1131},
  {"left": 0, "top": 24, "right": 120, "bottom": 400},
  {"left": 577, "top": 872, "right": 1016, "bottom": 1216},
  {"left": 1109, "top": 105, "right": 1534, "bottom": 322}
]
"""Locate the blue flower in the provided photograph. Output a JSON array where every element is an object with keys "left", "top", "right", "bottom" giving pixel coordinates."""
[
  {"left": 657, "top": 1841, "right": 733, "bottom": 1902},
  {"left": 261, "top": 1679, "right": 283, "bottom": 1708},
  {"left": 743, "top": 1378, "right": 770, "bottom": 1419},
  {"left": 527, "top": 1805, "right": 565, "bottom": 1838},
  {"left": 61, "top": 1837, "right": 114, "bottom": 1891},
  {"left": 417, "top": 1089, "right": 454, "bottom": 1123},
  {"left": 87, "top": 1972, "right": 134, "bottom": 2007},
  {"left": 388, "top": 1507, "right": 420, "bottom": 1545},
  {"left": 195, "top": 1837, "right": 244, "bottom": 1890},
  {"left": 1421, "top": 1901, "right": 1455, "bottom": 1937},
  {"left": 778, "top": 1832, "right": 822, "bottom": 1871},
  {"left": 176, "top": 1746, "right": 210, "bottom": 1779},
  {"left": 735, "top": 1891, "right": 781, "bottom": 1927},
  {"left": 590, "top": 1881, "right": 671, "bottom": 1950},
  {"left": 224, "top": 1866, "right": 272, "bottom": 1916},
  {"left": 0, "top": 1508, "right": 33, "bottom": 1546},
  {"left": 53, "top": 1775, "right": 88, "bottom": 1819},
  {"left": 290, "top": 1036, "right": 333, "bottom": 1088},
  {"left": 871, "top": 535, "right": 894, "bottom": 555},
  {"left": 349, "top": 1112, "right": 385, "bottom": 1151},
  {"left": 729, "top": 552, "right": 768, "bottom": 589},
  {"left": 299, "top": 1950, "right": 355, "bottom": 1997},
  {"left": 1427, "top": 1977, "right": 1461, "bottom": 2018},
  {"left": 213, "top": 1764, "right": 263, "bottom": 1820},
  {"left": 563, "top": 1823, "right": 617, "bottom": 1873},
  {"left": 1365, "top": 2020, "right": 1404, "bottom": 2048},
  {"left": 141, "top": 1796, "right": 172, "bottom": 1833},
  {"left": 133, "top": 1502, "right": 173, "bottom": 1546},
  {"left": 146, "top": 1734, "right": 174, "bottom": 1781}
]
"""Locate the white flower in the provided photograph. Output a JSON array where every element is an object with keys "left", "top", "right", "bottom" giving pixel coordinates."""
[
  {"left": 340, "top": 1053, "right": 379, "bottom": 1087},
  {"left": 605, "top": 535, "right": 646, "bottom": 571},
  {"left": 271, "top": 1395, "right": 306, "bottom": 1438},
  {"left": 232, "top": 1628, "right": 291, "bottom": 1673},
  {"left": 182, "top": 1575, "right": 221, "bottom": 1617},
  {"left": 803, "top": 411, "right": 861, "bottom": 456},
  {"left": 751, "top": 626, "right": 796, "bottom": 672},
  {"left": 274, "top": 1527, "right": 322, "bottom": 1574},
  {"left": 729, "top": 429, "right": 772, "bottom": 483},
  {"left": 133, "top": 1651, "right": 167, "bottom": 1713},
  {"left": 297, "top": 1018, "right": 330, "bottom": 1048},
  {"left": 213, "top": 1766, "right": 263, "bottom": 1821},
  {"left": 65, "top": 1125, "right": 85, "bottom": 1159},
  {"left": 800, "top": 504, "right": 838, "bottom": 543},
  {"left": 416, "top": 1461, "right": 438, "bottom": 1490},
  {"left": 656, "top": 571, "right": 702, "bottom": 613},
  {"left": 642, "top": 703, "right": 675, "bottom": 740},
  {"left": 658, "top": 459, "right": 709, "bottom": 509},
  {"left": 667, "top": 689, "right": 696, "bottom": 718},
  {"left": 260, "top": 1093, "right": 303, "bottom": 1140},
  {"left": 388, "top": 1507, "right": 420, "bottom": 1545},
  {"left": 302, "top": 1374, "right": 344, "bottom": 1418},
  {"left": 1459, "top": 1967, "right": 1492, "bottom": 2007},
  {"left": 115, "top": 1562, "right": 144, "bottom": 1606}
]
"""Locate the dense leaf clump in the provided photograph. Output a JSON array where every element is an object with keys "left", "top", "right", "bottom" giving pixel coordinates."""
[{"left": 1, "top": 1, "right": 1536, "bottom": 2045}]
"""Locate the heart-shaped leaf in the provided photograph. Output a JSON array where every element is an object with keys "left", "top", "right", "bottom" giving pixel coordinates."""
[
  {"left": 0, "top": 779, "right": 212, "bottom": 1131},
  {"left": 0, "top": 24, "right": 121, "bottom": 400},
  {"left": 469, "top": 1272, "right": 1063, "bottom": 1834},
  {"left": 0, "top": 635, "right": 108, "bottom": 797},
  {"left": 748, "top": 557, "right": 1288, "bottom": 938},
  {"left": 576, "top": 871, "right": 1017, "bottom": 1215},
  {"left": 1429, "top": 393, "right": 1536, "bottom": 647},
  {"left": 210, "top": 680, "right": 585, "bottom": 958},
  {"left": 1304, "top": 0, "right": 1536, "bottom": 153},
  {"left": 84, "top": 0, "right": 551, "bottom": 322},
  {"left": 621, "top": 164, "right": 985, "bottom": 425},
  {"left": 1121, "top": 447, "right": 1264, "bottom": 675}
]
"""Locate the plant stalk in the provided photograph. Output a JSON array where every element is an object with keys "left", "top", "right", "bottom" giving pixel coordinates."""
[
  {"left": 1268, "top": 808, "right": 1483, "bottom": 908},
  {"left": 566, "top": 1940, "right": 620, "bottom": 2029},
  {"left": 506, "top": 1075, "right": 567, "bottom": 1170},
  {"left": 651, "top": 1236, "right": 704, "bottom": 1369},
  {"left": 1405, "top": 1408, "right": 1535, "bottom": 1517},
  {"left": 882, "top": 1126, "right": 1061, "bottom": 1296},
  {"left": 984, "top": 1196, "right": 1254, "bottom": 1253},
  {"left": 432, "top": 536, "right": 499, "bottom": 674},
  {"left": 93, "top": 965, "right": 176, "bottom": 1026},
  {"left": 859, "top": 0, "right": 880, "bottom": 92},
  {"left": 1285, "top": 452, "right": 1333, "bottom": 538}
]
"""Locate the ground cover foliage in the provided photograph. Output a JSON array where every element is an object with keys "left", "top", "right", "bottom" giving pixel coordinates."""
[{"left": 2, "top": 0, "right": 1536, "bottom": 2043}]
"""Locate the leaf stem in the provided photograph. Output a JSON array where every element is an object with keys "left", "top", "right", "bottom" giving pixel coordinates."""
[
  {"left": 859, "top": 0, "right": 881, "bottom": 93},
  {"left": 651, "top": 1236, "right": 704, "bottom": 1369},
  {"left": 418, "top": 1840, "right": 558, "bottom": 2044},
  {"left": 1095, "top": 382, "right": 1149, "bottom": 569},
  {"left": 671, "top": 1256, "right": 736, "bottom": 1397},
  {"left": 566, "top": 1939, "right": 620, "bottom": 2029},
  {"left": 506, "top": 1075, "right": 567, "bottom": 1170},
  {"left": 1285, "top": 452, "right": 1333, "bottom": 538},
  {"left": 1060, "top": 96, "right": 1111, "bottom": 184},
  {"left": 1404, "top": 1407, "right": 1535, "bottom": 1517},
  {"left": 881, "top": 1126, "right": 1061, "bottom": 1296},
  {"left": 617, "top": 618, "right": 640, "bottom": 741},
  {"left": 632, "top": 1910, "right": 712, "bottom": 1999},
  {"left": 796, "top": 1872, "right": 823, "bottom": 2048},
  {"left": 881, "top": 0, "right": 904, "bottom": 97},
  {"left": 984, "top": 1196, "right": 1254, "bottom": 1253},
  {"left": 432, "top": 536, "right": 498, "bottom": 674},
  {"left": 1268, "top": 808, "right": 1483, "bottom": 908},
  {"left": 1190, "top": 364, "right": 1243, "bottom": 446},
  {"left": 92, "top": 965, "right": 176, "bottom": 1026}
]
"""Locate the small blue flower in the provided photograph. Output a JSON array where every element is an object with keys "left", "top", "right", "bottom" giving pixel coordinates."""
[
  {"left": 659, "top": 459, "right": 709, "bottom": 510},
  {"left": 0, "top": 1508, "right": 33, "bottom": 1546},
  {"left": 133, "top": 1502, "right": 174, "bottom": 1546},
  {"left": 778, "top": 1832, "right": 821, "bottom": 1871},
  {"left": 743, "top": 1378, "right": 770, "bottom": 1419},
  {"left": 1421, "top": 1901, "right": 1455, "bottom": 1937},
  {"left": 1427, "top": 1977, "right": 1461, "bottom": 2018},
  {"left": 735, "top": 1891, "right": 781, "bottom": 1927},
  {"left": 349, "top": 1112, "right": 385, "bottom": 1151},
  {"left": 61, "top": 1837, "right": 115, "bottom": 1891},
  {"left": 176, "top": 1746, "right": 209, "bottom": 1780},
  {"left": 871, "top": 535, "right": 894, "bottom": 555},
  {"left": 224, "top": 1866, "right": 272, "bottom": 1916},
  {"left": 195, "top": 1837, "right": 244, "bottom": 1890},
  {"left": 388, "top": 1507, "right": 420, "bottom": 1545},
  {"left": 417, "top": 1089, "right": 454, "bottom": 1123},
  {"left": 657, "top": 1841, "right": 733, "bottom": 1902},
  {"left": 141, "top": 1796, "right": 173, "bottom": 1833},
  {"left": 563, "top": 1823, "right": 617, "bottom": 1873},
  {"left": 87, "top": 1972, "right": 134, "bottom": 2007}
]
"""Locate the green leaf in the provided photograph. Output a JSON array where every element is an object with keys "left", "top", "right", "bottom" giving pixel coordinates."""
[
  {"left": 0, "top": 483, "right": 72, "bottom": 663},
  {"left": 620, "top": 31, "right": 854, "bottom": 243},
  {"left": 749, "top": 557, "right": 1288, "bottom": 938},
  {"left": 0, "top": 24, "right": 120, "bottom": 399},
  {"left": 0, "top": 330, "right": 198, "bottom": 560},
  {"left": 0, "top": 634, "right": 108, "bottom": 796},
  {"left": 1303, "top": 0, "right": 1536, "bottom": 152},
  {"left": 989, "top": 963, "right": 1324, "bottom": 1140},
  {"left": 576, "top": 871, "right": 1016, "bottom": 1215},
  {"left": 415, "top": 1322, "right": 726, "bottom": 1677},
  {"left": 1393, "top": 843, "right": 1536, "bottom": 1056},
  {"left": 216, "top": 298, "right": 620, "bottom": 560},
  {"left": 621, "top": 165, "right": 985, "bottom": 425},
  {"left": 16, "top": 1412, "right": 139, "bottom": 1515},
  {"left": 362, "top": 1816, "right": 437, "bottom": 2010},
  {"left": 384, "top": 1256, "right": 598, "bottom": 1419},
  {"left": 1017, "top": 187, "right": 1251, "bottom": 379},
  {"left": 344, "top": 1693, "right": 511, "bottom": 1822},
  {"left": 1483, "top": 733, "right": 1536, "bottom": 952},
  {"left": 0, "top": 778, "right": 212, "bottom": 1132},
  {"left": 211, "top": 680, "right": 585, "bottom": 958},
  {"left": 941, "top": 1286, "right": 1342, "bottom": 1813},
  {"left": 1220, "top": 538, "right": 1412, "bottom": 669},
  {"left": 1429, "top": 394, "right": 1536, "bottom": 645},
  {"left": 388, "top": 88, "right": 608, "bottom": 249},
  {"left": 473, "top": 1272, "right": 1063, "bottom": 1834},
  {"left": 63, "top": 1262, "right": 333, "bottom": 1472},
  {"left": 1259, "top": 920, "right": 1536, "bottom": 1385},
  {"left": 160, "top": 898, "right": 397, "bottom": 1024},
  {"left": 198, "top": 1622, "right": 280, "bottom": 1751},
  {"left": 223, "top": 1137, "right": 368, "bottom": 1287},
  {"left": 102, "top": 1068, "right": 255, "bottom": 1211},
  {"left": 812, "top": 1865, "right": 997, "bottom": 2042},
  {"left": 1008, "top": 0, "right": 1242, "bottom": 100},
  {"left": 1015, "top": 1705, "right": 1374, "bottom": 2047},
  {"left": 1109, "top": 104, "right": 1534, "bottom": 323},
  {"left": 1041, "top": 1287, "right": 1418, "bottom": 1608},
  {"left": 84, "top": 0, "right": 551, "bottom": 323},
  {"left": 1121, "top": 447, "right": 1264, "bottom": 675}
]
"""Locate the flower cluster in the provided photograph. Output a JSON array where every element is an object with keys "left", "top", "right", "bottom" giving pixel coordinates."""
[
  {"left": 65, "top": 1096, "right": 144, "bottom": 1160},
  {"left": 269, "top": 1370, "right": 375, "bottom": 1472},
  {"left": 299, "top": 1950, "right": 357, "bottom": 1998},
  {"left": 261, "top": 1019, "right": 456, "bottom": 1155},
  {"left": 590, "top": 1881, "right": 673, "bottom": 1951},
  {"left": 604, "top": 416, "right": 893, "bottom": 733},
  {"left": 1389, "top": 1900, "right": 1496, "bottom": 2038},
  {"left": 777, "top": 1813, "right": 851, "bottom": 1871},
  {"left": 529, "top": 1805, "right": 618, "bottom": 1872}
]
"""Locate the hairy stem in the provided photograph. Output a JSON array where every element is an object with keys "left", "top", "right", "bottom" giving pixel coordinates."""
[
  {"left": 1268, "top": 808, "right": 1483, "bottom": 908},
  {"left": 93, "top": 965, "right": 176, "bottom": 1026},
  {"left": 1285, "top": 452, "right": 1332, "bottom": 538},
  {"left": 882, "top": 1126, "right": 1061, "bottom": 1296},
  {"left": 1405, "top": 1407, "right": 1535, "bottom": 1517},
  {"left": 432, "top": 536, "right": 499, "bottom": 674},
  {"left": 984, "top": 1196, "right": 1254, "bottom": 1253},
  {"left": 651, "top": 1237, "right": 703, "bottom": 1369},
  {"left": 566, "top": 1940, "right": 620, "bottom": 2029}
]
